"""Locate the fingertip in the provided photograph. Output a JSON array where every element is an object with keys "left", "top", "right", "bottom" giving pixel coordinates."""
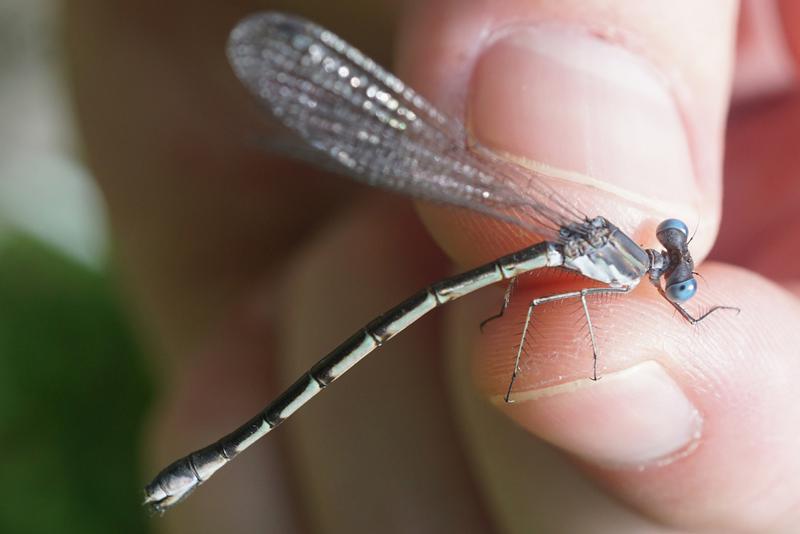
[
  {"left": 396, "top": 0, "right": 736, "bottom": 268},
  {"left": 468, "top": 262, "right": 800, "bottom": 529},
  {"left": 467, "top": 24, "right": 695, "bottom": 210}
]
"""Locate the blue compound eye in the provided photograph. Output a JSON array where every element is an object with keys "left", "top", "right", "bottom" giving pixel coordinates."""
[
  {"left": 665, "top": 278, "right": 697, "bottom": 303},
  {"left": 656, "top": 218, "right": 689, "bottom": 237}
]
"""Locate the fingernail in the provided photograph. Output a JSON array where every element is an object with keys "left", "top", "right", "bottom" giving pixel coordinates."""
[
  {"left": 469, "top": 25, "right": 694, "bottom": 204},
  {"left": 498, "top": 360, "right": 702, "bottom": 466}
]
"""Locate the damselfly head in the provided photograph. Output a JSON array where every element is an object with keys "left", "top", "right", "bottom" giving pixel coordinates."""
[{"left": 655, "top": 218, "right": 697, "bottom": 303}]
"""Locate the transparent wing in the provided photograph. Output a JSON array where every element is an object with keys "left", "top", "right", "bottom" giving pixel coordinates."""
[{"left": 227, "top": 12, "right": 586, "bottom": 236}]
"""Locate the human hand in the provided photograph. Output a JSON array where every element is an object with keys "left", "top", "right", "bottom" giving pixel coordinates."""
[{"left": 65, "top": 0, "right": 800, "bottom": 532}]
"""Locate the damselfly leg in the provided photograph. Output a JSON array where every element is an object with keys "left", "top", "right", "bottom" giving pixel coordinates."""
[
  {"left": 651, "top": 282, "right": 740, "bottom": 325},
  {"left": 480, "top": 277, "right": 518, "bottom": 332},
  {"left": 505, "top": 286, "right": 634, "bottom": 403}
]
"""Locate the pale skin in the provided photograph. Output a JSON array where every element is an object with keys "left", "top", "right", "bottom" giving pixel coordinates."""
[{"left": 65, "top": 0, "right": 800, "bottom": 532}]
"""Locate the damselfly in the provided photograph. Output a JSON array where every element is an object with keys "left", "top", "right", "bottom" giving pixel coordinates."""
[{"left": 143, "top": 12, "right": 737, "bottom": 513}]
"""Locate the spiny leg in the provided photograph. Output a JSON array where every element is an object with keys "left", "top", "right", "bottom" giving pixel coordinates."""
[
  {"left": 505, "top": 286, "right": 633, "bottom": 403},
  {"left": 580, "top": 289, "right": 600, "bottom": 381},
  {"left": 480, "top": 277, "right": 518, "bottom": 332},
  {"left": 652, "top": 283, "right": 740, "bottom": 325},
  {"left": 505, "top": 294, "right": 543, "bottom": 403},
  {"left": 578, "top": 287, "right": 634, "bottom": 381},
  {"left": 505, "top": 290, "right": 583, "bottom": 403}
]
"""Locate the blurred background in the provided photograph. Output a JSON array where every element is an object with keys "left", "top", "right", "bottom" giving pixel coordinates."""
[
  {"left": 0, "top": 0, "right": 151, "bottom": 532},
  {"left": 0, "top": 1, "right": 395, "bottom": 532},
  {"left": 0, "top": 0, "right": 402, "bottom": 529}
]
